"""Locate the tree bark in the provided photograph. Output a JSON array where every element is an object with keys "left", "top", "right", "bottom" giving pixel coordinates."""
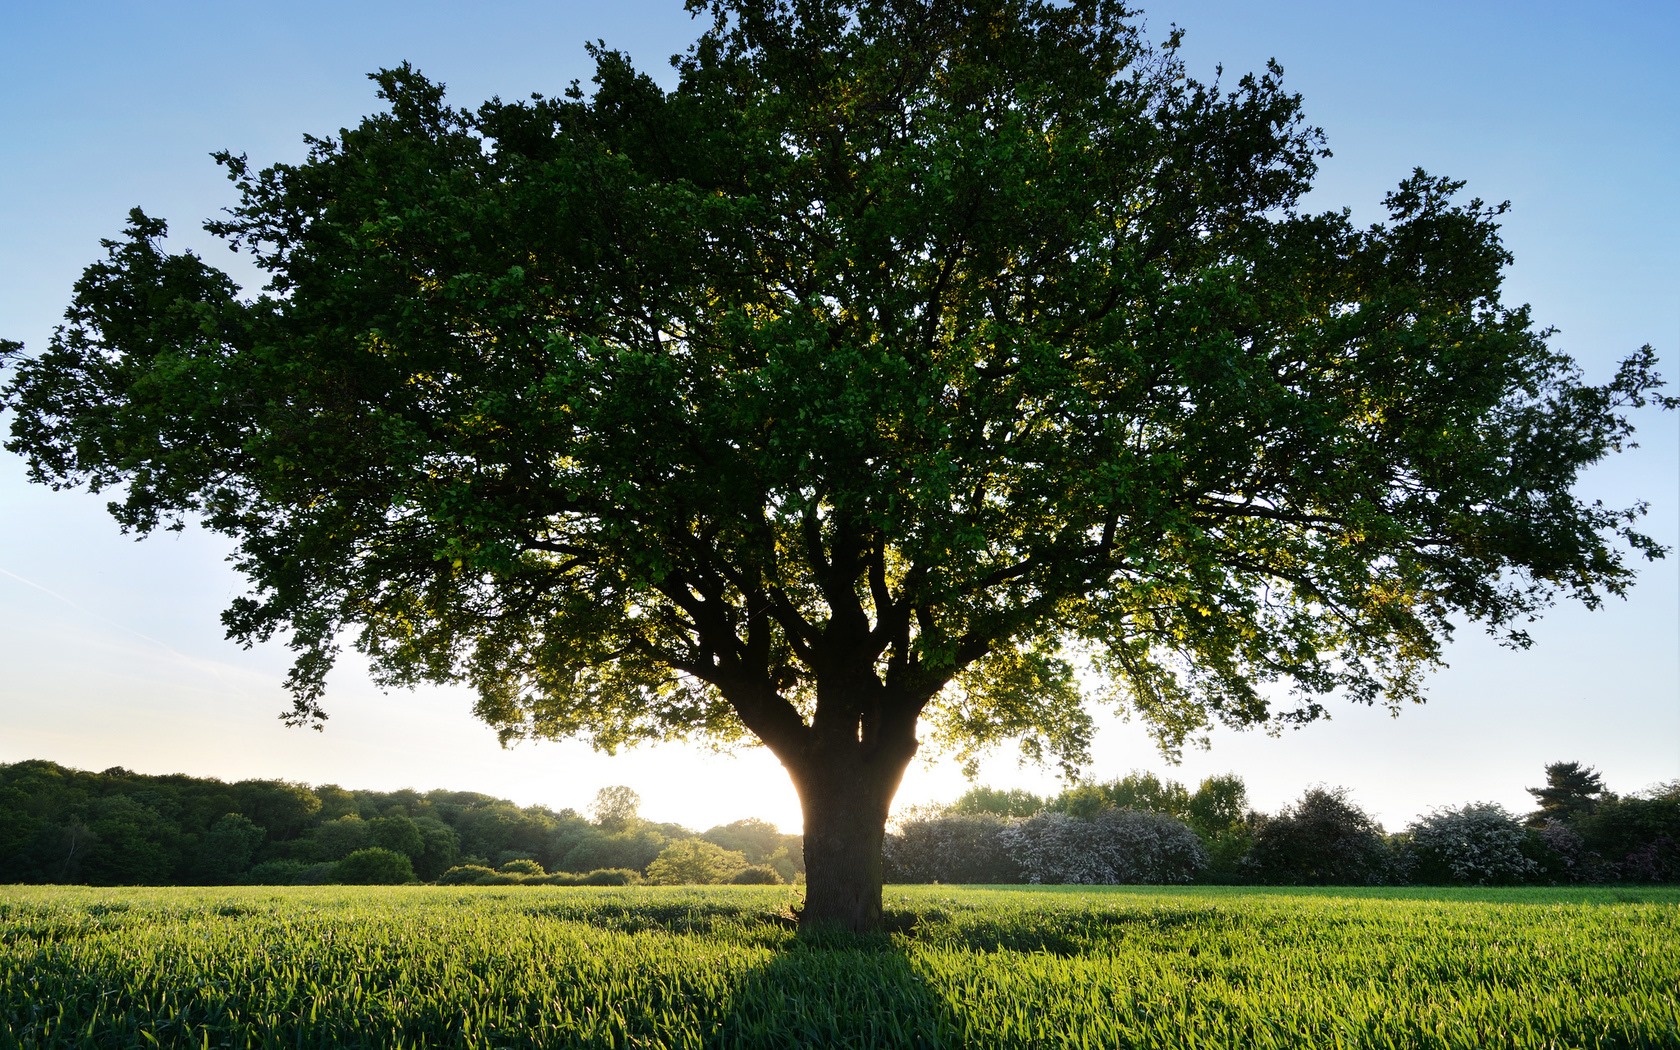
[{"left": 788, "top": 732, "right": 917, "bottom": 935}]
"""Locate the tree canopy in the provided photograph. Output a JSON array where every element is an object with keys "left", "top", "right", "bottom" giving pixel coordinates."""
[
  {"left": 588, "top": 786, "right": 643, "bottom": 832},
  {"left": 2, "top": 0, "right": 1670, "bottom": 930},
  {"left": 1528, "top": 761, "right": 1609, "bottom": 825}
]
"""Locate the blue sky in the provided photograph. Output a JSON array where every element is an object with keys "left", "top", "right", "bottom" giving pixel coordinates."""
[{"left": 1, "top": 1, "right": 1675, "bottom": 833}]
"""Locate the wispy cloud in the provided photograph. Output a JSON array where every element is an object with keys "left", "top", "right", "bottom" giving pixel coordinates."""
[
  {"left": 0, "top": 564, "right": 193, "bottom": 658},
  {"left": 0, "top": 564, "right": 268, "bottom": 700}
]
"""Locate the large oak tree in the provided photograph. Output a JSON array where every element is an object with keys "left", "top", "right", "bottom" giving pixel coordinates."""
[{"left": 3, "top": 0, "right": 1671, "bottom": 931}]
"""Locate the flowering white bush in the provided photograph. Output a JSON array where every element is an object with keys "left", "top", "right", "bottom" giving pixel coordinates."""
[
  {"left": 1000, "top": 809, "right": 1207, "bottom": 885},
  {"left": 1406, "top": 802, "right": 1536, "bottom": 885},
  {"left": 999, "top": 813, "right": 1110, "bottom": 884}
]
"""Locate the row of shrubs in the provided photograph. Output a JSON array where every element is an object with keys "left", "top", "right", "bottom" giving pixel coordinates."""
[
  {"left": 244, "top": 837, "right": 799, "bottom": 887},
  {"left": 434, "top": 856, "right": 784, "bottom": 886},
  {"left": 435, "top": 863, "right": 644, "bottom": 886},
  {"left": 886, "top": 782, "right": 1680, "bottom": 887},
  {"left": 443, "top": 850, "right": 783, "bottom": 885},
  {"left": 231, "top": 849, "right": 651, "bottom": 888}
]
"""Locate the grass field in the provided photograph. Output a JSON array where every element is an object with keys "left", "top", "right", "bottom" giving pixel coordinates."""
[{"left": 3, "top": 883, "right": 1676, "bottom": 1049}]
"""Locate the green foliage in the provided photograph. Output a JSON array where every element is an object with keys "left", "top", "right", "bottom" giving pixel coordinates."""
[
  {"left": 295, "top": 862, "right": 341, "bottom": 885},
  {"left": 700, "top": 819, "right": 790, "bottom": 861},
  {"left": 558, "top": 827, "right": 670, "bottom": 875},
  {"left": 728, "top": 864, "right": 784, "bottom": 886},
  {"left": 435, "top": 865, "right": 499, "bottom": 886},
  {"left": 81, "top": 795, "right": 179, "bottom": 885},
  {"left": 194, "top": 813, "right": 266, "bottom": 884},
  {"left": 470, "top": 871, "right": 535, "bottom": 886},
  {"left": 1527, "top": 761, "right": 1609, "bottom": 826},
  {"left": 762, "top": 848, "right": 801, "bottom": 885},
  {"left": 947, "top": 786, "right": 1046, "bottom": 819},
  {"left": 1576, "top": 785, "right": 1680, "bottom": 882},
  {"left": 1050, "top": 772, "right": 1192, "bottom": 820},
  {"left": 229, "top": 780, "right": 321, "bottom": 840},
  {"left": 1196, "top": 825, "right": 1257, "bottom": 885},
  {"left": 448, "top": 804, "right": 558, "bottom": 867},
  {"left": 309, "top": 815, "right": 374, "bottom": 862},
  {"left": 915, "top": 773, "right": 1260, "bottom": 885},
  {"left": 0, "top": 759, "right": 786, "bottom": 889},
  {"left": 576, "top": 868, "right": 642, "bottom": 887},
  {"left": 0, "top": 786, "right": 40, "bottom": 865},
  {"left": 645, "top": 839, "right": 750, "bottom": 886},
  {"left": 1187, "top": 774, "right": 1251, "bottom": 838},
  {"left": 4, "top": 884, "right": 1677, "bottom": 1048},
  {"left": 499, "top": 858, "right": 546, "bottom": 876},
  {"left": 701, "top": 819, "right": 803, "bottom": 882},
  {"left": 1246, "top": 788, "right": 1392, "bottom": 886},
  {"left": 334, "top": 847, "right": 416, "bottom": 885},
  {"left": 410, "top": 816, "right": 462, "bottom": 880},
  {"left": 589, "top": 786, "right": 642, "bottom": 833},
  {"left": 1184, "top": 775, "right": 1255, "bottom": 883},
  {"left": 313, "top": 786, "right": 361, "bottom": 823},
  {"left": 368, "top": 815, "right": 426, "bottom": 862},
  {"left": 242, "top": 859, "right": 309, "bottom": 885}
]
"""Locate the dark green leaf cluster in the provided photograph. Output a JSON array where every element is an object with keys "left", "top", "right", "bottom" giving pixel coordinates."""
[
  {"left": 1526, "top": 760, "right": 1607, "bottom": 823},
  {"left": 1237, "top": 786, "right": 1391, "bottom": 885},
  {"left": 333, "top": 846, "right": 416, "bottom": 884}
]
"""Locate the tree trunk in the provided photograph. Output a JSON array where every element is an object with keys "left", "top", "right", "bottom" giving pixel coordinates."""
[{"left": 789, "top": 737, "right": 916, "bottom": 935}]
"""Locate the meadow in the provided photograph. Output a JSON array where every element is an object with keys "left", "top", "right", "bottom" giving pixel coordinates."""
[{"left": 2, "top": 883, "right": 1676, "bottom": 1049}]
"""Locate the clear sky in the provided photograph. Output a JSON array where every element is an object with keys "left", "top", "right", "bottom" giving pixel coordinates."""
[{"left": 2, "top": 1, "right": 1675, "bottom": 835}]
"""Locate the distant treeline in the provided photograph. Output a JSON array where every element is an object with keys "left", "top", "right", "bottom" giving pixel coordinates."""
[
  {"left": 0, "top": 761, "right": 800, "bottom": 887},
  {"left": 887, "top": 762, "right": 1680, "bottom": 886},
  {"left": 5, "top": 758, "right": 1675, "bottom": 888}
]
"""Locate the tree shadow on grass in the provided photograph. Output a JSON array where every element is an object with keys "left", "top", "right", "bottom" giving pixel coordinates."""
[
  {"left": 518, "top": 892, "right": 789, "bottom": 938},
  {"left": 910, "top": 901, "right": 1243, "bottom": 957},
  {"left": 518, "top": 892, "right": 963, "bottom": 1046},
  {"left": 706, "top": 918, "right": 962, "bottom": 1049}
]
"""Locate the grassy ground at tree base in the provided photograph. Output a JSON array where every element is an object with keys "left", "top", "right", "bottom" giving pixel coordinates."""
[{"left": 3, "top": 883, "right": 1676, "bottom": 1048}]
